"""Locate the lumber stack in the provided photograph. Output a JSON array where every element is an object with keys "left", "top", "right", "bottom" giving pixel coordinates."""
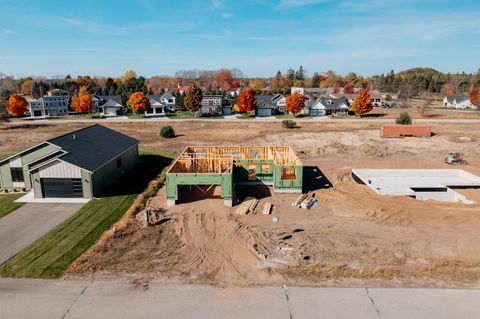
[
  {"left": 262, "top": 203, "right": 273, "bottom": 215},
  {"left": 235, "top": 197, "right": 258, "bottom": 215}
]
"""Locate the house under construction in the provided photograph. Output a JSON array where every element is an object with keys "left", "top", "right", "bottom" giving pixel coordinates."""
[{"left": 166, "top": 146, "right": 303, "bottom": 206}]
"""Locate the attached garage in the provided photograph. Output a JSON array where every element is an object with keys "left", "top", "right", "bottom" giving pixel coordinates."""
[{"left": 41, "top": 178, "right": 83, "bottom": 198}]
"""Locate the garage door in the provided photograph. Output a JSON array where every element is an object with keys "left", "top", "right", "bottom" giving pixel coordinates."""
[
  {"left": 309, "top": 110, "right": 325, "bottom": 117},
  {"left": 41, "top": 178, "right": 83, "bottom": 198},
  {"left": 256, "top": 108, "right": 272, "bottom": 117}
]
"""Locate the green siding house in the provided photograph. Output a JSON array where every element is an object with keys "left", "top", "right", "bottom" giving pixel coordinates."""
[{"left": 0, "top": 124, "right": 139, "bottom": 199}]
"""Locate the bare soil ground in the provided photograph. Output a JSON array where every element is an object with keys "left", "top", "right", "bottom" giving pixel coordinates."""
[{"left": 2, "top": 121, "right": 480, "bottom": 288}]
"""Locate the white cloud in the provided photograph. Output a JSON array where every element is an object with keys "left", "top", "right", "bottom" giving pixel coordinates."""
[
  {"left": 221, "top": 12, "right": 234, "bottom": 19},
  {"left": 2, "top": 28, "right": 16, "bottom": 35}
]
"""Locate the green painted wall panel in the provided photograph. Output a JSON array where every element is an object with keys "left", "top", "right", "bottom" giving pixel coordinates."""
[
  {"left": 91, "top": 145, "right": 138, "bottom": 196},
  {"left": 0, "top": 163, "right": 12, "bottom": 189}
]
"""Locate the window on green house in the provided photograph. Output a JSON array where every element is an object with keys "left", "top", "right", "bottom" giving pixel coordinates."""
[
  {"left": 281, "top": 168, "right": 296, "bottom": 180},
  {"left": 11, "top": 167, "right": 24, "bottom": 182}
]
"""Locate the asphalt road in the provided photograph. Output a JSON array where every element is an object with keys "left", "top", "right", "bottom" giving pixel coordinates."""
[
  {"left": 1, "top": 279, "right": 479, "bottom": 318},
  {"left": 6, "top": 116, "right": 480, "bottom": 125},
  {"left": 0, "top": 203, "right": 83, "bottom": 265}
]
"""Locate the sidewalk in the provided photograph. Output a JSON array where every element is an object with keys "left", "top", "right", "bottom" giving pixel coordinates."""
[{"left": 1, "top": 278, "right": 479, "bottom": 318}]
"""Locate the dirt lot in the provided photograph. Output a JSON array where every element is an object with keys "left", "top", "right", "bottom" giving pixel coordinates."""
[{"left": 2, "top": 121, "right": 480, "bottom": 288}]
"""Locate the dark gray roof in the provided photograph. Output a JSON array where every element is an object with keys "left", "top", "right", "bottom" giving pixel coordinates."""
[
  {"left": 445, "top": 96, "right": 469, "bottom": 104},
  {"left": 98, "top": 95, "right": 123, "bottom": 105},
  {"left": 160, "top": 92, "right": 175, "bottom": 100},
  {"left": 47, "top": 124, "right": 139, "bottom": 172},
  {"left": 311, "top": 98, "right": 348, "bottom": 110},
  {"left": 255, "top": 95, "right": 276, "bottom": 109}
]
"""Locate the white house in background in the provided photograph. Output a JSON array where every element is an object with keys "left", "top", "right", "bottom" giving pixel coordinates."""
[
  {"left": 145, "top": 95, "right": 167, "bottom": 116},
  {"left": 443, "top": 96, "right": 475, "bottom": 109},
  {"left": 28, "top": 89, "right": 70, "bottom": 118},
  {"left": 308, "top": 98, "right": 349, "bottom": 117},
  {"left": 226, "top": 87, "right": 242, "bottom": 97},
  {"left": 92, "top": 95, "right": 124, "bottom": 116},
  {"left": 157, "top": 92, "right": 176, "bottom": 111}
]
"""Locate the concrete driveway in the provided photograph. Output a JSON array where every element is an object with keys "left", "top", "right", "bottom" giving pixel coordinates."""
[{"left": 0, "top": 203, "right": 83, "bottom": 265}]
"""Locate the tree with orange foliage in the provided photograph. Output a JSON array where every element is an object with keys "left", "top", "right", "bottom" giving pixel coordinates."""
[
  {"left": 469, "top": 87, "right": 479, "bottom": 106},
  {"left": 127, "top": 92, "right": 150, "bottom": 113},
  {"left": 285, "top": 92, "right": 306, "bottom": 115},
  {"left": 8, "top": 93, "right": 29, "bottom": 117},
  {"left": 236, "top": 87, "right": 257, "bottom": 113},
  {"left": 71, "top": 86, "right": 93, "bottom": 113},
  {"left": 352, "top": 89, "right": 373, "bottom": 116},
  {"left": 20, "top": 79, "right": 34, "bottom": 96}
]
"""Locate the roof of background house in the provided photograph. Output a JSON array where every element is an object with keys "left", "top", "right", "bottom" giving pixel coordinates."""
[
  {"left": 47, "top": 124, "right": 139, "bottom": 172},
  {"left": 160, "top": 92, "right": 175, "bottom": 100},
  {"left": 311, "top": 98, "right": 348, "bottom": 110},
  {"left": 98, "top": 95, "right": 123, "bottom": 105},
  {"left": 445, "top": 96, "right": 470, "bottom": 104},
  {"left": 256, "top": 95, "right": 276, "bottom": 109},
  {"left": 102, "top": 99, "right": 123, "bottom": 107}
]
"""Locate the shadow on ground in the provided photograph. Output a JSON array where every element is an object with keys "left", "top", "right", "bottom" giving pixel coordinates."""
[{"left": 101, "top": 154, "right": 173, "bottom": 197}]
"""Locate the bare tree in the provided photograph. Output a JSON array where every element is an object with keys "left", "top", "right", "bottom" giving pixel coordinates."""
[{"left": 420, "top": 91, "right": 433, "bottom": 117}]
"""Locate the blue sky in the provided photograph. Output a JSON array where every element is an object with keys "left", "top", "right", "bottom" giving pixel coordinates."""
[{"left": 0, "top": 0, "right": 479, "bottom": 78}]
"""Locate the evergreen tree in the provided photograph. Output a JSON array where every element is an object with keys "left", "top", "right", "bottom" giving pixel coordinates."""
[{"left": 311, "top": 72, "right": 320, "bottom": 88}]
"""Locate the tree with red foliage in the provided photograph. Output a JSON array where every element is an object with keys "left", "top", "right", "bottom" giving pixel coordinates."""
[
  {"left": 216, "top": 69, "right": 233, "bottom": 91},
  {"left": 352, "top": 89, "right": 373, "bottom": 116},
  {"left": 236, "top": 87, "right": 257, "bottom": 113},
  {"left": 71, "top": 86, "right": 93, "bottom": 113},
  {"left": 7, "top": 93, "right": 28, "bottom": 117},
  {"left": 127, "top": 91, "right": 150, "bottom": 113},
  {"left": 285, "top": 92, "right": 307, "bottom": 115},
  {"left": 343, "top": 83, "right": 355, "bottom": 94}
]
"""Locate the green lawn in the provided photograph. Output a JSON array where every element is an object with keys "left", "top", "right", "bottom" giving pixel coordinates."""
[
  {"left": 0, "top": 194, "right": 25, "bottom": 219},
  {"left": 166, "top": 111, "right": 197, "bottom": 119},
  {"left": 0, "top": 151, "right": 175, "bottom": 279}
]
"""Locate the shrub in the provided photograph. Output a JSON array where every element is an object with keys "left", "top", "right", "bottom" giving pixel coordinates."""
[
  {"left": 395, "top": 112, "right": 412, "bottom": 125},
  {"left": 282, "top": 119, "right": 297, "bottom": 129},
  {"left": 160, "top": 125, "right": 175, "bottom": 138}
]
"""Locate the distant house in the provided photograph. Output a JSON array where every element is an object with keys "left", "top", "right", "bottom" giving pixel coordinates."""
[
  {"left": 330, "top": 91, "right": 386, "bottom": 107},
  {"left": 291, "top": 87, "right": 328, "bottom": 98},
  {"left": 201, "top": 95, "right": 223, "bottom": 115},
  {"left": 158, "top": 92, "right": 176, "bottom": 111},
  {"left": 226, "top": 87, "right": 242, "bottom": 97},
  {"left": 0, "top": 125, "right": 139, "bottom": 199},
  {"left": 329, "top": 93, "right": 357, "bottom": 106},
  {"left": 308, "top": 98, "right": 349, "bottom": 117},
  {"left": 443, "top": 96, "right": 474, "bottom": 109},
  {"left": 255, "top": 94, "right": 286, "bottom": 117},
  {"left": 92, "top": 95, "right": 124, "bottom": 116},
  {"left": 28, "top": 89, "right": 70, "bottom": 118}
]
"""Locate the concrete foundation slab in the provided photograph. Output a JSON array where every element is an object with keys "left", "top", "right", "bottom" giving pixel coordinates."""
[{"left": 352, "top": 169, "right": 480, "bottom": 204}]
